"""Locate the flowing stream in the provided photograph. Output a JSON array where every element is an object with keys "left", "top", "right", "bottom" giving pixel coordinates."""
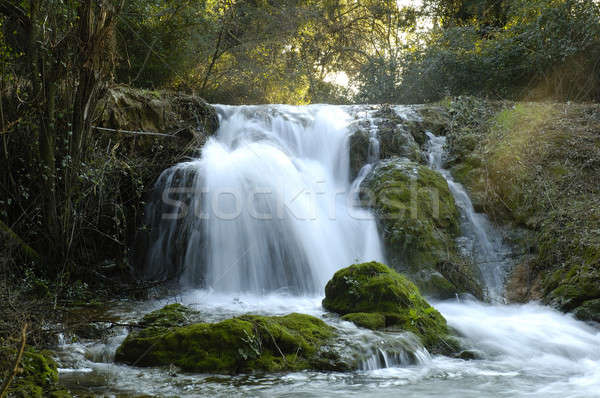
[
  {"left": 426, "top": 132, "right": 512, "bottom": 301},
  {"left": 55, "top": 105, "right": 600, "bottom": 397}
]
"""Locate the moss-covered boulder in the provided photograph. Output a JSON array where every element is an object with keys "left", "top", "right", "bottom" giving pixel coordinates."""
[
  {"left": 341, "top": 313, "right": 386, "bottom": 330},
  {"left": 322, "top": 262, "right": 458, "bottom": 354},
  {"left": 573, "top": 298, "right": 600, "bottom": 323},
  {"left": 360, "top": 158, "right": 482, "bottom": 298},
  {"left": 115, "top": 308, "right": 343, "bottom": 373},
  {"left": 544, "top": 264, "right": 600, "bottom": 313},
  {"left": 0, "top": 346, "right": 72, "bottom": 398},
  {"left": 130, "top": 303, "right": 201, "bottom": 338},
  {"left": 140, "top": 303, "right": 198, "bottom": 328}
]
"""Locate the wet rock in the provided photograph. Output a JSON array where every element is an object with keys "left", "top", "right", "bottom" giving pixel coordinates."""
[
  {"left": 322, "top": 262, "right": 459, "bottom": 355},
  {"left": 0, "top": 346, "right": 71, "bottom": 397},
  {"left": 455, "top": 349, "right": 483, "bottom": 360},
  {"left": 359, "top": 158, "right": 482, "bottom": 298},
  {"left": 115, "top": 308, "right": 340, "bottom": 373},
  {"left": 573, "top": 298, "right": 600, "bottom": 323},
  {"left": 341, "top": 313, "right": 386, "bottom": 330},
  {"left": 413, "top": 105, "right": 451, "bottom": 137},
  {"left": 348, "top": 105, "right": 425, "bottom": 179},
  {"left": 545, "top": 264, "right": 600, "bottom": 313}
]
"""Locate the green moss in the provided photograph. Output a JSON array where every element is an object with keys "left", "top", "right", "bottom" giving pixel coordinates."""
[
  {"left": 115, "top": 311, "right": 336, "bottom": 374},
  {"left": 140, "top": 303, "right": 198, "bottom": 329},
  {"left": 361, "top": 159, "right": 459, "bottom": 271},
  {"left": 360, "top": 158, "right": 481, "bottom": 298},
  {"left": 0, "top": 347, "right": 66, "bottom": 398},
  {"left": 322, "top": 262, "right": 456, "bottom": 354},
  {"left": 443, "top": 98, "right": 600, "bottom": 308},
  {"left": 129, "top": 303, "right": 200, "bottom": 340},
  {"left": 341, "top": 313, "right": 386, "bottom": 330},
  {"left": 545, "top": 264, "right": 600, "bottom": 311}
]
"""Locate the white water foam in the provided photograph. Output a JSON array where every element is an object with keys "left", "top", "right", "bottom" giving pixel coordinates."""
[{"left": 146, "top": 105, "right": 384, "bottom": 293}]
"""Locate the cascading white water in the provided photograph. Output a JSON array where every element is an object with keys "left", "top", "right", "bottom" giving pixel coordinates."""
[
  {"left": 146, "top": 105, "right": 384, "bottom": 293},
  {"left": 57, "top": 105, "right": 600, "bottom": 397},
  {"left": 426, "top": 132, "right": 511, "bottom": 300}
]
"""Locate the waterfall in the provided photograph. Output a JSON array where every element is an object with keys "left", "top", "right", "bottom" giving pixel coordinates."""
[
  {"left": 57, "top": 105, "right": 600, "bottom": 396},
  {"left": 426, "top": 132, "right": 512, "bottom": 301},
  {"left": 349, "top": 106, "right": 381, "bottom": 201},
  {"left": 145, "top": 105, "right": 384, "bottom": 293}
]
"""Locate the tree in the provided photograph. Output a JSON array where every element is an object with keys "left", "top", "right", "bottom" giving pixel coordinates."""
[
  {"left": 0, "top": 0, "right": 121, "bottom": 266},
  {"left": 423, "top": 0, "right": 510, "bottom": 29}
]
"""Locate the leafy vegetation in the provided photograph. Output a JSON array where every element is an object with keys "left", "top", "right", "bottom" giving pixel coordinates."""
[
  {"left": 443, "top": 97, "right": 600, "bottom": 320},
  {"left": 360, "top": 0, "right": 600, "bottom": 103},
  {"left": 0, "top": 0, "right": 599, "bottom": 391}
]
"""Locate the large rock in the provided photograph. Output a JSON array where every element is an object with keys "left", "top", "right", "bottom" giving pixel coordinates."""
[
  {"left": 348, "top": 104, "right": 455, "bottom": 179},
  {"left": 115, "top": 306, "right": 344, "bottom": 373},
  {"left": 0, "top": 346, "right": 72, "bottom": 397},
  {"left": 89, "top": 87, "right": 219, "bottom": 279},
  {"left": 544, "top": 264, "right": 600, "bottom": 314},
  {"left": 360, "top": 158, "right": 482, "bottom": 299},
  {"left": 322, "top": 262, "right": 458, "bottom": 354},
  {"left": 348, "top": 105, "right": 426, "bottom": 179},
  {"left": 573, "top": 298, "right": 600, "bottom": 323},
  {"left": 97, "top": 86, "right": 218, "bottom": 154}
]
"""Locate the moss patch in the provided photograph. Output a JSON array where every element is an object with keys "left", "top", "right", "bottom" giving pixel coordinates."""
[
  {"left": 341, "top": 313, "right": 386, "bottom": 330},
  {"left": 573, "top": 298, "right": 600, "bottom": 323},
  {"left": 361, "top": 158, "right": 459, "bottom": 270},
  {"left": 360, "top": 158, "right": 482, "bottom": 298},
  {"left": 142, "top": 302, "right": 197, "bottom": 325},
  {"left": 115, "top": 310, "right": 338, "bottom": 373},
  {"left": 322, "top": 262, "right": 458, "bottom": 354},
  {"left": 0, "top": 347, "right": 71, "bottom": 398}
]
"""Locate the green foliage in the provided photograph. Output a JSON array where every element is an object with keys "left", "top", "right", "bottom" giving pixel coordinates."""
[
  {"left": 423, "top": 0, "right": 511, "bottom": 28},
  {"left": 357, "top": 0, "right": 600, "bottom": 103},
  {"left": 443, "top": 97, "right": 600, "bottom": 314},
  {"left": 116, "top": 0, "right": 417, "bottom": 104}
]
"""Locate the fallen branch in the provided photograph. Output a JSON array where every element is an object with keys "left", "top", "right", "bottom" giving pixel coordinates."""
[
  {"left": 92, "top": 126, "right": 175, "bottom": 137},
  {"left": 0, "top": 323, "right": 28, "bottom": 398}
]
